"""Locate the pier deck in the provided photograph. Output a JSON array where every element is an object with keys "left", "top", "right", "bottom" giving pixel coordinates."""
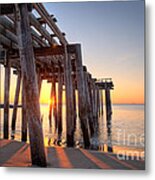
[{"left": 0, "top": 139, "right": 145, "bottom": 170}]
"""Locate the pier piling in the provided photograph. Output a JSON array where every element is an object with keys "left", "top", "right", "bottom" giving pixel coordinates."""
[
  {"left": 21, "top": 76, "right": 27, "bottom": 142},
  {"left": 105, "top": 87, "right": 113, "bottom": 152},
  {"left": 11, "top": 72, "right": 21, "bottom": 139},
  {"left": 15, "top": 4, "right": 46, "bottom": 167},
  {"left": 75, "top": 44, "right": 90, "bottom": 149},
  {"left": 3, "top": 53, "right": 10, "bottom": 139}
]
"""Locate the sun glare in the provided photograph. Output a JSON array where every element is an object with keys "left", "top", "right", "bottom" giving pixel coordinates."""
[{"left": 48, "top": 97, "right": 55, "bottom": 106}]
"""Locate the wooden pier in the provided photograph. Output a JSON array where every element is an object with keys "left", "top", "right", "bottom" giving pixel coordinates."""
[{"left": 0, "top": 3, "right": 114, "bottom": 167}]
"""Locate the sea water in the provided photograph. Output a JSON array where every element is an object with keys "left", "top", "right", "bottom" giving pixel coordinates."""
[{"left": 0, "top": 104, "right": 144, "bottom": 151}]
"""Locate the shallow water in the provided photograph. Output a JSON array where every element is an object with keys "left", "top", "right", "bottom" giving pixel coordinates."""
[{"left": 0, "top": 104, "right": 144, "bottom": 150}]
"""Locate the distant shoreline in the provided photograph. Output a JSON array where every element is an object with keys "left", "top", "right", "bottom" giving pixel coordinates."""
[
  {"left": 0, "top": 103, "right": 144, "bottom": 109},
  {"left": 113, "top": 103, "right": 144, "bottom": 106}
]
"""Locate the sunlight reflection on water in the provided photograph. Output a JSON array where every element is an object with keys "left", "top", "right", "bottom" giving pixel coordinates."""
[{"left": 0, "top": 104, "right": 144, "bottom": 150}]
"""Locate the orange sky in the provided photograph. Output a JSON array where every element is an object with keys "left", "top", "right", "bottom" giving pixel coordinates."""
[{"left": 0, "top": 66, "right": 144, "bottom": 105}]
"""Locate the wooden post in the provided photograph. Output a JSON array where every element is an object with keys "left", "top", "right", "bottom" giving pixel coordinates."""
[
  {"left": 72, "top": 77, "right": 77, "bottom": 133},
  {"left": 99, "top": 89, "right": 104, "bottom": 151},
  {"left": 15, "top": 4, "right": 46, "bottom": 167},
  {"left": 105, "top": 87, "right": 113, "bottom": 152},
  {"left": 49, "top": 80, "right": 54, "bottom": 129},
  {"left": 100, "top": 90, "right": 104, "bottom": 117},
  {"left": 84, "top": 73, "right": 93, "bottom": 136},
  {"left": 91, "top": 81, "right": 99, "bottom": 150},
  {"left": 75, "top": 44, "right": 90, "bottom": 149},
  {"left": 64, "top": 45, "right": 75, "bottom": 147},
  {"left": 3, "top": 54, "right": 10, "bottom": 139},
  {"left": 11, "top": 72, "right": 21, "bottom": 139},
  {"left": 97, "top": 88, "right": 100, "bottom": 118},
  {"left": 53, "top": 78, "right": 58, "bottom": 133},
  {"left": 37, "top": 70, "right": 42, "bottom": 96},
  {"left": 57, "top": 65, "right": 63, "bottom": 144},
  {"left": 21, "top": 76, "right": 27, "bottom": 142}
]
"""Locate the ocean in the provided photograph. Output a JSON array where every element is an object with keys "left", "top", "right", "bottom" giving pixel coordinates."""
[{"left": 0, "top": 104, "right": 144, "bottom": 151}]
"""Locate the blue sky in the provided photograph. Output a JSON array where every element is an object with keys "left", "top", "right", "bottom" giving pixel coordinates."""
[{"left": 43, "top": 1, "right": 144, "bottom": 103}]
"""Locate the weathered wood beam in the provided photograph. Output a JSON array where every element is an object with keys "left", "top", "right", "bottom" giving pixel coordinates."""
[
  {"left": 1, "top": 56, "right": 60, "bottom": 71},
  {"left": 0, "top": 4, "right": 33, "bottom": 15},
  {"left": 0, "top": 34, "right": 17, "bottom": 49},
  {"left": 37, "top": 69, "right": 42, "bottom": 96},
  {"left": 11, "top": 72, "right": 21, "bottom": 139},
  {"left": 53, "top": 77, "right": 58, "bottom": 133},
  {"left": 99, "top": 89, "right": 104, "bottom": 151},
  {"left": 63, "top": 45, "right": 75, "bottom": 147},
  {"left": 37, "top": 15, "right": 56, "bottom": 24},
  {"left": 84, "top": 72, "right": 95, "bottom": 148},
  {"left": 92, "top": 81, "right": 99, "bottom": 144},
  {"left": 49, "top": 81, "right": 54, "bottom": 129},
  {"left": 34, "top": 44, "right": 76, "bottom": 56},
  {"left": 57, "top": 66, "right": 63, "bottom": 143},
  {"left": 96, "top": 81, "right": 114, "bottom": 90},
  {"left": 75, "top": 44, "right": 90, "bottom": 149},
  {"left": 105, "top": 88, "right": 113, "bottom": 152},
  {"left": 0, "top": 17, "right": 39, "bottom": 48},
  {"left": 21, "top": 76, "right": 27, "bottom": 142},
  {"left": 31, "top": 28, "right": 49, "bottom": 47},
  {"left": 72, "top": 77, "right": 77, "bottom": 134},
  {"left": 29, "top": 13, "right": 54, "bottom": 45},
  {"left": 33, "top": 3, "right": 68, "bottom": 45},
  {"left": 15, "top": 4, "right": 46, "bottom": 167},
  {"left": 100, "top": 90, "right": 104, "bottom": 116},
  {"left": 0, "top": 4, "right": 15, "bottom": 15},
  {"left": 3, "top": 14, "right": 46, "bottom": 47},
  {"left": 97, "top": 87, "right": 100, "bottom": 118},
  {"left": 3, "top": 55, "right": 11, "bottom": 139},
  {"left": 0, "top": 24, "right": 18, "bottom": 44},
  {"left": 0, "top": 16, "right": 15, "bottom": 33},
  {"left": 3, "top": 45, "right": 76, "bottom": 63}
]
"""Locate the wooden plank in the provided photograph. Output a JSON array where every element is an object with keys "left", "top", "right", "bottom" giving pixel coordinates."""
[
  {"left": 11, "top": 72, "right": 21, "bottom": 139},
  {"left": 15, "top": 4, "right": 46, "bottom": 167},
  {"left": 3, "top": 55, "right": 11, "bottom": 139},
  {"left": 74, "top": 44, "right": 90, "bottom": 149}
]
